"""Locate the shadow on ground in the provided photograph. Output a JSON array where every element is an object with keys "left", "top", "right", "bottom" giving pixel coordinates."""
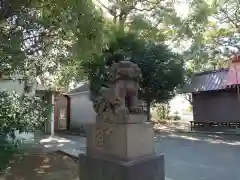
[
  {"left": 156, "top": 131, "right": 240, "bottom": 146},
  {"left": 155, "top": 132, "right": 240, "bottom": 180},
  {"left": 0, "top": 152, "right": 78, "bottom": 180},
  {"left": 28, "top": 136, "right": 86, "bottom": 156}
]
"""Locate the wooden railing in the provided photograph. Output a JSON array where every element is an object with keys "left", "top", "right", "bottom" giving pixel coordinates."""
[{"left": 190, "top": 121, "right": 240, "bottom": 131}]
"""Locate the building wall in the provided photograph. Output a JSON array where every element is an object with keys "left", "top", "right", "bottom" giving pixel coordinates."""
[
  {"left": 68, "top": 91, "right": 96, "bottom": 129},
  {"left": 192, "top": 90, "right": 240, "bottom": 122},
  {"left": 0, "top": 77, "right": 44, "bottom": 96},
  {"left": 0, "top": 79, "right": 25, "bottom": 95}
]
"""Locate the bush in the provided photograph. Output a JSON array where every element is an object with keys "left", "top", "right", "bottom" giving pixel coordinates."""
[
  {"left": 0, "top": 91, "right": 50, "bottom": 173},
  {"left": 0, "top": 137, "right": 20, "bottom": 173},
  {"left": 157, "top": 120, "right": 168, "bottom": 125},
  {"left": 172, "top": 115, "right": 181, "bottom": 121},
  {"left": 173, "top": 111, "right": 181, "bottom": 121},
  {"left": 0, "top": 91, "right": 51, "bottom": 139},
  {"left": 156, "top": 103, "right": 170, "bottom": 120}
]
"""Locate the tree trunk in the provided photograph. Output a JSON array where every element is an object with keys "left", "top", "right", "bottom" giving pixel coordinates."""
[{"left": 146, "top": 101, "right": 151, "bottom": 122}]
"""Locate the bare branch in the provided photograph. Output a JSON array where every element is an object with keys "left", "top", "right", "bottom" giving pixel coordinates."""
[
  {"left": 220, "top": 8, "right": 239, "bottom": 28},
  {"left": 184, "top": 94, "right": 193, "bottom": 105},
  {"left": 134, "top": 0, "right": 163, "bottom": 12},
  {"left": 95, "top": 0, "right": 113, "bottom": 14}
]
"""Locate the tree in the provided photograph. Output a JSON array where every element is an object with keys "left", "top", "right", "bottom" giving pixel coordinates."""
[
  {"left": 83, "top": 32, "right": 185, "bottom": 121},
  {"left": 0, "top": 0, "right": 105, "bottom": 91},
  {"left": 95, "top": 0, "right": 162, "bottom": 26},
  {"left": 181, "top": 0, "right": 240, "bottom": 73},
  {"left": 95, "top": 0, "right": 185, "bottom": 42},
  {"left": 213, "top": 0, "right": 239, "bottom": 52},
  {"left": 94, "top": 0, "right": 228, "bottom": 73},
  {"left": 156, "top": 103, "right": 170, "bottom": 121},
  {"left": 0, "top": 91, "right": 50, "bottom": 138},
  {"left": 86, "top": 0, "right": 239, "bottom": 90},
  {"left": 0, "top": 1, "right": 106, "bottom": 151}
]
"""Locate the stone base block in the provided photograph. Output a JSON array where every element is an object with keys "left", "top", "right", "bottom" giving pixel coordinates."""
[
  {"left": 127, "top": 114, "right": 147, "bottom": 124},
  {"left": 87, "top": 123, "right": 155, "bottom": 161},
  {"left": 79, "top": 153, "right": 165, "bottom": 180}
]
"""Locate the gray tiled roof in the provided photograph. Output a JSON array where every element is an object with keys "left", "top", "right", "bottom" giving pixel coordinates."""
[
  {"left": 182, "top": 69, "right": 229, "bottom": 93},
  {"left": 66, "top": 83, "right": 89, "bottom": 94}
]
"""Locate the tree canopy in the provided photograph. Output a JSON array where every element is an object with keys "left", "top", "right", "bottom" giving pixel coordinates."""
[
  {"left": 83, "top": 32, "right": 185, "bottom": 120},
  {"left": 94, "top": 0, "right": 239, "bottom": 75},
  {"left": 1, "top": 0, "right": 239, "bottom": 89},
  {"left": 181, "top": 0, "right": 240, "bottom": 73},
  {"left": 1, "top": 0, "right": 239, "bottom": 128},
  {"left": 0, "top": 0, "right": 105, "bottom": 90},
  {"left": 1, "top": 0, "right": 239, "bottom": 95}
]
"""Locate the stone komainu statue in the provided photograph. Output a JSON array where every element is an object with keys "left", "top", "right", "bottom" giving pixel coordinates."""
[
  {"left": 93, "top": 60, "right": 144, "bottom": 122},
  {"left": 110, "top": 60, "right": 143, "bottom": 114}
]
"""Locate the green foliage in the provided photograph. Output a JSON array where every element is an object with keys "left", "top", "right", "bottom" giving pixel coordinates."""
[
  {"left": 135, "top": 42, "right": 185, "bottom": 104},
  {"left": 83, "top": 32, "right": 185, "bottom": 105},
  {"left": 96, "top": 0, "right": 228, "bottom": 74},
  {"left": 156, "top": 105, "right": 181, "bottom": 121},
  {"left": 2, "top": 0, "right": 239, "bottom": 91},
  {"left": 182, "top": 0, "right": 240, "bottom": 72},
  {"left": 0, "top": 134, "right": 26, "bottom": 174},
  {"left": 0, "top": 91, "right": 50, "bottom": 138},
  {"left": 169, "top": 111, "right": 181, "bottom": 121},
  {"left": 156, "top": 103, "right": 170, "bottom": 120},
  {"left": 186, "top": 105, "right": 193, "bottom": 113},
  {"left": 0, "top": 139, "right": 20, "bottom": 174},
  {"left": 0, "top": 0, "right": 105, "bottom": 89}
]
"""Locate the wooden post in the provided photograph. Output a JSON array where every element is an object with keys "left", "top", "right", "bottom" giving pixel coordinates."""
[
  {"left": 234, "top": 57, "right": 240, "bottom": 130},
  {"left": 233, "top": 65, "right": 240, "bottom": 102}
]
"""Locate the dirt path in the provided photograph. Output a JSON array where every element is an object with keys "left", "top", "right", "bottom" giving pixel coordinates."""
[{"left": 0, "top": 152, "right": 79, "bottom": 180}]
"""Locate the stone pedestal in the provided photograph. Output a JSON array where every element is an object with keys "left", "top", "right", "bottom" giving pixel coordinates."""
[
  {"left": 79, "top": 153, "right": 165, "bottom": 180},
  {"left": 79, "top": 115, "right": 165, "bottom": 180},
  {"left": 87, "top": 121, "right": 155, "bottom": 161}
]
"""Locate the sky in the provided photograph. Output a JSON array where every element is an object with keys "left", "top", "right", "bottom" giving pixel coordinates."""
[
  {"left": 94, "top": 0, "right": 190, "bottom": 19},
  {"left": 173, "top": 0, "right": 190, "bottom": 18}
]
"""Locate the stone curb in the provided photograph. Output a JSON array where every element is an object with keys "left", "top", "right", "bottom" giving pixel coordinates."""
[
  {"left": 182, "top": 130, "right": 240, "bottom": 136},
  {"left": 56, "top": 150, "right": 79, "bottom": 162},
  {"left": 155, "top": 129, "right": 240, "bottom": 137}
]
